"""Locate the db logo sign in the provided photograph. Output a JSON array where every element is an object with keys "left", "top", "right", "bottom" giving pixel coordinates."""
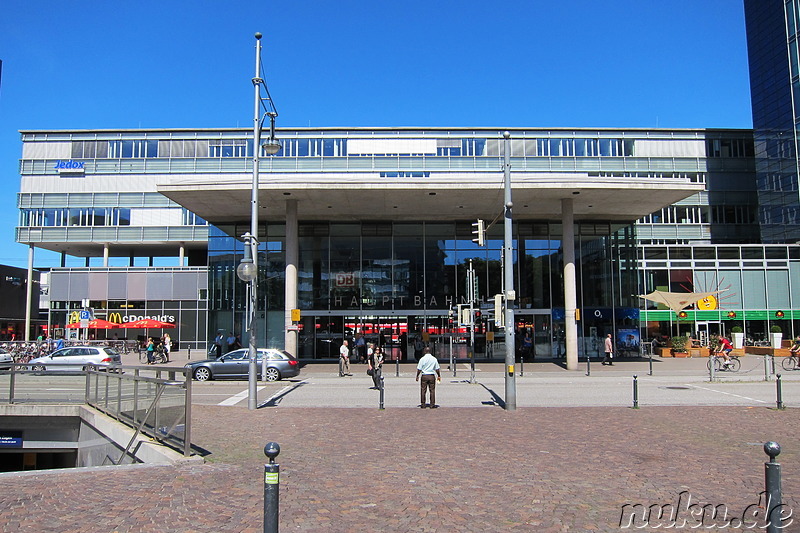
[{"left": 334, "top": 272, "right": 357, "bottom": 287}]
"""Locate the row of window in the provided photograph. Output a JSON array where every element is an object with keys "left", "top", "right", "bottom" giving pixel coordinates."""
[
  {"left": 637, "top": 204, "right": 757, "bottom": 225},
  {"left": 19, "top": 208, "right": 207, "bottom": 227},
  {"left": 67, "top": 137, "right": 754, "bottom": 160},
  {"left": 22, "top": 207, "right": 131, "bottom": 227}
]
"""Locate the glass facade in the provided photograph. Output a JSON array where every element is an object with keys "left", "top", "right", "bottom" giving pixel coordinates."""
[
  {"left": 744, "top": 0, "right": 800, "bottom": 243},
  {"left": 208, "top": 221, "right": 639, "bottom": 359}
]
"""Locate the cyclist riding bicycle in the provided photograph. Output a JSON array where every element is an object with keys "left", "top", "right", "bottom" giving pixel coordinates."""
[
  {"left": 716, "top": 336, "right": 734, "bottom": 368},
  {"left": 791, "top": 335, "right": 800, "bottom": 355}
]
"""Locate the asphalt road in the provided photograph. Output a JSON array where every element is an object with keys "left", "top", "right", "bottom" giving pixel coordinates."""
[
  {"left": 188, "top": 358, "right": 800, "bottom": 409},
  {"left": 4, "top": 356, "right": 799, "bottom": 410}
]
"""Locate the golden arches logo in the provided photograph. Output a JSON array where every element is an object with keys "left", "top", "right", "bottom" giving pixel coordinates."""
[
  {"left": 68, "top": 311, "right": 81, "bottom": 324},
  {"left": 107, "top": 313, "right": 123, "bottom": 324}
]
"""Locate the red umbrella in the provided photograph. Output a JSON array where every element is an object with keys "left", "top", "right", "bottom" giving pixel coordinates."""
[
  {"left": 120, "top": 319, "right": 176, "bottom": 329},
  {"left": 66, "top": 319, "right": 120, "bottom": 329}
]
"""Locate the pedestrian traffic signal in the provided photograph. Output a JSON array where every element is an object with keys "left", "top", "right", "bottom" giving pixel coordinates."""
[{"left": 472, "top": 219, "right": 485, "bottom": 246}]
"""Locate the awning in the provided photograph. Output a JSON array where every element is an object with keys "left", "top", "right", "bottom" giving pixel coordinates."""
[{"left": 638, "top": 290, "right": 722, "bottom": 313}]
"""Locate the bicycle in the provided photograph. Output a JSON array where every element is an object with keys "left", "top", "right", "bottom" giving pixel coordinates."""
[
  {"left": 139, "top": 344, "right": 167, "bottom": 364},
  {"left": 707, "top": 353, "right": 741, "bottom": 372},
  {"left": 782, "top": 352, "right": 800, "bottom": 371}
]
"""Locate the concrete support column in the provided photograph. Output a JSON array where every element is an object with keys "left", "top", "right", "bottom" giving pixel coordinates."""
[
  {"left": 179, "top": 243, "right": 185, "bottom": 267},
  {"left": 562, "top": 198, "right": 579, "bottom": 370},
  {"left": 103, "top": 243, "right": 110, "bottom": 267},
  {"left": 24, "top": 245, "right": 34, "bottom": 342},
  {"left": 284, "top": 199, "right": 299, "bottom": 356}
]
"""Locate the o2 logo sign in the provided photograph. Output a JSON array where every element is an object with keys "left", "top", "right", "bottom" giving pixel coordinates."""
[{"left": 333, "top": 272, "right": 357, "bottom": 287}]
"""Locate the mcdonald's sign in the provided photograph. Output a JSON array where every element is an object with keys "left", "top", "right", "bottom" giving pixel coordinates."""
[
  {"left": 107, "top": 313, "right": 123, "bottom": 325},
  {"left": 68, "top": 311, "right": 81, "bottom": 324}
]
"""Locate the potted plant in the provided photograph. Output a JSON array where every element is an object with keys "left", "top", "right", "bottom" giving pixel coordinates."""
[
  {"left": 770, "top": 325, "right": 782, "bottom": 349},
  {"left": 670, "top": 335, "right": 688, "bottom": 356},
  {"left": 731, "top": 326, "right": 744, "bottom": 349}
]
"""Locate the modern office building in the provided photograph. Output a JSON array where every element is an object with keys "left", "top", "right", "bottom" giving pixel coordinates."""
[
  {"left": 16, "top": 125, "right": 797, "bottom": 363},
  {"left": 12, "top": 2, "right": 800, "bottom": 362}
]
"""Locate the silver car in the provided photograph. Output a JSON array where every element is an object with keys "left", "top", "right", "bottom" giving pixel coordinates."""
[
  {"left": 0, "top": 349, "right": 13, "bottom": 370},
  {"left": 29, "top": 346, "right": 122, "bottom": 371},
  {"left": 185, "top": 348, "right": 300, "bottom": 382}
]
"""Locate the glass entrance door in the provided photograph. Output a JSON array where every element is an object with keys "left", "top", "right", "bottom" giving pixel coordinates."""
[
  {"left": 696, "top": 321, "right": 722, "bottom": 347},
  {"left": 515, "top": 312, "right": 553, "bottom": 360}
]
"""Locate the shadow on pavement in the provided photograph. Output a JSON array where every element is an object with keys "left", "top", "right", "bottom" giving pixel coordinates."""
[
  {"left": 479, "top": 383, "right": 506, "bottom": 409},
  {"left": 258, "top": 380, "right": 307, "bottom": 408}
]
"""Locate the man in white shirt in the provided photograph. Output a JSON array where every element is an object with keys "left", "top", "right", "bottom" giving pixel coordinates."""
[
  {"left": 339, "top": 340, "right": 352, "bottom": 377},
  {"left": 415, "top": 347, "right": 441, "bottom": 408}
]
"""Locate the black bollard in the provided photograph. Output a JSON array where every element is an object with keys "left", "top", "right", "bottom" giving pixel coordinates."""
[
  {"left": 764, "top": 441, "right": 783, "bottom": 533},
  {"left": 263, "top": 442, "right": 280, "bottom": 533},
  {"left": 379, "top": 375, "right": 385, "bottom": 410},
  {"left": 188, "top": 346, "right": 191, "bottom": 360},
  {"left": 648, "top": 351, "right": 653, "bottom": 376},
  {"left": 776, "top": 374, "right": 785, "bottom": 410},
  {"left": 632, "top": 375, "right": 639, "bottom": 409},
  {"left": 586, "top": 354, "right": 591, "bottom": 376},
  {"left": 395, "top": 356, "right": 399, "bottom": 377}
]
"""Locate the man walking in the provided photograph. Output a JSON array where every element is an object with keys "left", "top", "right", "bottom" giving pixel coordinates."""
[
  {"left": 602, "top": 333, "right": 614, "bottom": 365},
  {"left": 339, "top": 339, "right": 352, "bottom": 377},
  {"left": 415, "top": 347, "right": 441, "bottom": 408}
]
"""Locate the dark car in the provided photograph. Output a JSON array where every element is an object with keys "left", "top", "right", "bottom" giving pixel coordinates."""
[{"left": 185, "top": 348, "right": 300, "bottom": 382}]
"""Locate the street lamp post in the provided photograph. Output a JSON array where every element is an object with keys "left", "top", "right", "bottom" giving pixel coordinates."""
[
  {"left": 503, "top": 131, "right": 516, "bottom": 411},
  {"left": 237, "top": 32, "right": 280, "bottom": 411}
]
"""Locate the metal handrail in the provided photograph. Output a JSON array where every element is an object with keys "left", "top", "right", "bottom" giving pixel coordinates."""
[{"left": 1, "top": 365, "right": 192, "bottom": 457}]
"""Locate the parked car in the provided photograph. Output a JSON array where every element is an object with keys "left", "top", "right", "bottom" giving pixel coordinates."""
[
  {"left": 0, "top": 348, "right": 13, "bottom": 370},
  {"left": 185, "top": 348, "right": 300, "bottom": 382},
  {"left": 28, "top": 346, "right": 122, "bottom": 371}
]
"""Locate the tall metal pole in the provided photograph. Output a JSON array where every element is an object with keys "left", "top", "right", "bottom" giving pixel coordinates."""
[
  {"left": 503, "top": 131, "right": 516, "bottom": 411},
  {"left": 469, "top": 260, "right": 476, "bottom": 384},
  {"left": 248, "top": 33, "right": 263, "bottom": 411}
]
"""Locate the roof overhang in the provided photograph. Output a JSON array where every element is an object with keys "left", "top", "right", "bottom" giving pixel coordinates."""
[{"left": 157, "top": 172, "right": 703, "bottom": 224}]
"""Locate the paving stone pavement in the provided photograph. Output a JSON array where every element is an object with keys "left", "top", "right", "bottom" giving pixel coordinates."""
[{"left": 0, "top": 405, "right": 798, "bottom": 532}]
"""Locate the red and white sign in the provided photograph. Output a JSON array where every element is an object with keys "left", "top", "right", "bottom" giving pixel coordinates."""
[{"left": 333, "top": 272, "right": 357, "bottom": 287}]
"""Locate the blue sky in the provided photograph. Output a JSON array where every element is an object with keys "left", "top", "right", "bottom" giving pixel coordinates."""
[{"left": 0, "top": 0, "right": 752, "bottom": 269}]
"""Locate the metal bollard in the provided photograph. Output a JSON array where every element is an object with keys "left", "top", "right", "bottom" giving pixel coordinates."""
[
  {"left": 709, "top": 355, "right": 715, "bottom": 382},
  {"left": 776, "top": 374, "right": 785, "bottom": 410},
  {"left": 648, "top": 351, "right": 653, "bottom": 376},
  {"left": 632, "top": 375, "right": 639, "bottom": 409},
  {"left": 764, "top": 441, "right": 783, "bottom": 533},
  {"left": 263, "top": 442, "right": 280, "bottom": 533},
  {"left": 764, "top": 354, "right": 771, "bottom": 381},
  {"left": 586, "top": 354, "right": 591, "bottom": 376},
  {"left": 395, "top": 356, "right": 399, "bottom": 377},
  {"left": 188, "top": 347, "right": 191, "bottom": 360},
  {"left": 379, "top": 375, "right": 385, "bottom": 410}
]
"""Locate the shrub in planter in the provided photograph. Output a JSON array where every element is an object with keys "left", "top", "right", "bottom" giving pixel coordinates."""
[
  {"left": 709, "top": 336, "right": 721, "bottom": 353},
  {"left": 670, "top": 335, "right": 688, "bottom": 353},
  {"left": 731, "top": 326, "right": 743, "bottom": 334},
  {"left": 770, "top": 325, "right": 782, "bottom": 333}
]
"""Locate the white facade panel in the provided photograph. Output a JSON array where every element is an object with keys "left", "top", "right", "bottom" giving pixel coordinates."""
[
  {"left": 130, "top": 208, "right": 182, "bottom": 226},
  {"left": 22, "top": 142, "right": 71, "bottom": 159},
  {"left": 347, "top": 139, "right": 437, "bottom": 155},
  {"left": 634, "top": 140, "right": 706, "bottom": 157}
]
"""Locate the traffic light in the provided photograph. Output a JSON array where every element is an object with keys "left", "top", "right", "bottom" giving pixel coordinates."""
[{"left": 472, "top": 219, "right": 485, "bottom": 246}]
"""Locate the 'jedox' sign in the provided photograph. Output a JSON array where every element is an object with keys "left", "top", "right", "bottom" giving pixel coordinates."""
[{"left": 54, "top": 160, "right": 85, "bottom": 173}]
